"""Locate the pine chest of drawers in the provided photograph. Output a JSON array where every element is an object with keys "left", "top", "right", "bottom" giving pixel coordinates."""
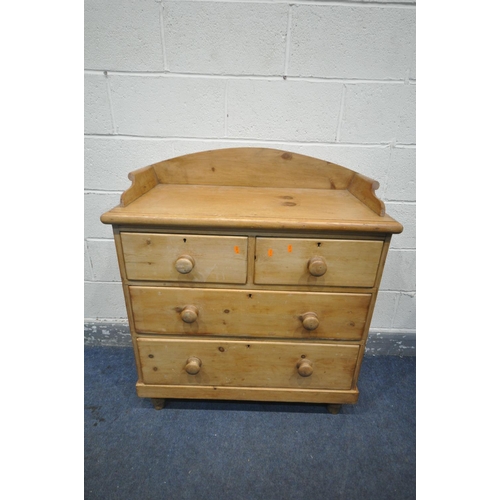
[{"left": 101, "top": 148, "right": 403, "bottom": 413}]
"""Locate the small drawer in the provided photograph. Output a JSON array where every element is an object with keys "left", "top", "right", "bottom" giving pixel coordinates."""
[
  {"left": 137, "top": 338, "right": 359, "bottom": 391},
  {"left": 121, "top": 233, "right": 248, "bottom": 284},
  {"left": 130, "top": 286, "right": 371, "bottom": 341},
  {"left": 254, "top": 237, "right": 383, "bottom": 287}
]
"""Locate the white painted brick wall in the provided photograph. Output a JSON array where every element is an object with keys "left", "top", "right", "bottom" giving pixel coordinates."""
[
  {"left": 385, "top": 203, "right": 416, "bottom": 250},
  {"left": 84, "top": 0, "right": 164, "bottom": 71},
  {"left": 164, "top": 2, "right": 289, "bottom": 75},
  {"left": 84, "top": 137, "right": 175, "bottom": 191},
  {"left": 84, "top": 0, "right": 416, "bottom": 338},
  {"left": 84, "top": 74, "right": 113, "bottom": 134},
  {"left": 341, "top": 83, "right": 416, "bottom": 143},
  {"left": 227, "top": 80, "right": 343, "bottom": 141},
  {"left": 84, "top": 243, "right": 93, "bottom": 282},
  {"left": 85, "top": 282, "right": 128, "bottom": 319},
  {"left": 392, "top": 293, "right": 416, "bottom": 330},
  {"left": 84, "top": 192, "right": 121, "bottom": 239},
  {"left": 380, "top": 250, "right": 416, "bottom": 292},
  {"left": 109, "top": 75, "right": 226, "bottom": 137},
  {"left": 371, "top": 292, "right": 399, "bottom": 329},
  {"left": 386, "top": 147, "right": 416, "bottom": 201},
  {"left": 86, "top": 240, "right": 122, "bottom": 282},
  {"left": 288, "top": 5, "right": 415, "bottom": 80}
]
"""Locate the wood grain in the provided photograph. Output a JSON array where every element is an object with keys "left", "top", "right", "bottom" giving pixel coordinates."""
[
  {"left": 121, "top": 233, "right": 248, "bottom": 284},
  {"left": 136, "top": 382, "right": 360, "bottom": 404},
  {"left": 348, "top": 172, "right": 386, "bottom": 216},
  {"left": 137, "top": 337, "right": 359, "bottom": 390},
  {"left": 254, "top": 237, "right": 384, "bottom": 287},
  {"left": 101, "top": 184, "right": 403, "bottom": 233},
  {"left": 151, "top": 148, "right": 355, "bottom": 189},
  {"left": 130, "top": 286, "right": 371, "bottom": 340},
  {"left": 119, "top": 165, "right": 158, "bottom": 207}
]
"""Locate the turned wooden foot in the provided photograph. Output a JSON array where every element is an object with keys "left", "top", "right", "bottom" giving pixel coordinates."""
[
  {"left": 326, "top": 404, "right": 342, "bottom": 415},
  {"left": 151, "top": 398, "right": 166, "bottom": 410}
]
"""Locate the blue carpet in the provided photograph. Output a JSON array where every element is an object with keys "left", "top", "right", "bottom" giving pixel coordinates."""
[{"left": 85, "top": 346, "right": 415, "bottom": 500}]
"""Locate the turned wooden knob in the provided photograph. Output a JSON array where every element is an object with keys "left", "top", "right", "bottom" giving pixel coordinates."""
[
  {"left": 175, "top": 255, "right": 195, "bottom": 274},
  {"left": 185, "top": 356, "right": 202, "bottom": 375},
  {"left": 308, "top": 256, "right": 327, "bottom": 277},
  {"left": 297, "top": 359, "right": 313, "bottom": 377},
  {"left": 181, "top": 305, "right": 198, "bottom": 323},
  {"left": 301, "top": 312, "right": 319, "bottom": 331}
]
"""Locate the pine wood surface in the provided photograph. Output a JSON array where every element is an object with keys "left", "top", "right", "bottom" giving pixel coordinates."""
[
  {"left": 254, "top": 237, "right": 384, "bottom": 287},
  {"left": 137, "top": 337, "right": 359, "bottom": 390},
  {"left": 135, "top": 383, "right": 360, "bottom": 404},
  {"left": 129, "top": 286, "right": 371, "bottom": 340},
  {"left": 101, "top": 184, "right": 402, "bottom": 233},
  {"left": 347, "top": 172, "right": 385, "bottom": 216},
  {"left": 119, "top": 165, "right": 158, "bottom": 208},
  {"left": 121, "top": 232, "right": 248, "bottom": 283},
  {"left": 133, "top": 148, "right": 355, "bottom": 191}
]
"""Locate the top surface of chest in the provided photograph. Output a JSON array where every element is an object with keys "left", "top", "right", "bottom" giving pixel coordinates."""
[{"left": 100, "top": 147, "right": 403, "bottom": 235}]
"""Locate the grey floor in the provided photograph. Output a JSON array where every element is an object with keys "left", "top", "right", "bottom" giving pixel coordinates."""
[{"left": 85, "top": 346, "right": 415, "bottom": 500}]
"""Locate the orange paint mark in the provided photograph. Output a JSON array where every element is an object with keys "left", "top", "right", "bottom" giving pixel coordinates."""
[
  {"left": 268, "top": 249, "right": 273, "bottom": 257},
  {"left": 288, "top": 244, "right": 293, "bottom": 253},
  {"left": 234, "top": 246, "right": 240, "bottom": 254}
]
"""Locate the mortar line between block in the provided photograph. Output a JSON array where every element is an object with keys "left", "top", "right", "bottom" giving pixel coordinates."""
[
  {"left": 368, "top": 328, "right": 416, "bottom": 335},
  {"left": 84, "top": 280, "right": 125, "bottom": 285},
  {"left": 224, "top": 80, "right": 229, "bottom": 137},
  {"left": 386, "top": 248, "right": 415, "bottom": 253},
  {"left": 385, "top": 200, "right": 416, "bottom": 205},
  {"left": 283, "top": 5, "right": 293, "bottom": 77},
  {"left": 404, "top": 68, "right": 410, "bottom": 85},
  {"left": 390, "top": 292, "right": 403, "bottom": 328},
  {"left": 335, "top": 84, "right": 346, "bottom": 142},
  {"left": 379, "top": 140, "right": 393, "bottom": 199},
  {"left": 103, "top": 72, "right": 117, "bottom": 134},
  {"left": 159, "top": 1, "right": 168, "bottom": 71},
  {"left": 85, "top": 240, "right": 96, "bottom": 281},
  {"left": 84, "top": 69, "right": 408, "bottom": 84},
  {"left": 85, "top": 189, "right": 124, "bottom": 195},
  {"left": 84, "top": 319, "right": 129, "bottom": 324},
  {"left": 84, "top": 134, "right": 414, "bottom": 147},
  {"left": 157, "top": 0, "right": 415, "bottom": 8}
]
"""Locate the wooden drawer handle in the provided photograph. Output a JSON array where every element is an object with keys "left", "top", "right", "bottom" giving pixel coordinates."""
[
  {"left": 185, "top": 356, "right": 202, "bottom": 375},
  {"left": 175, "top": 255, "right": 195, "bottom": 274},
  {"left": 308, "top": 256, "right": 327, "bottom": 277},
  {"left": 301, "top": 312, "right": 319, "bottom": 331},
  {"left": 181, "top": 305, "right": 198, "bottom": 323},
  {"left": 297, "top": 359, "right": 313, "bottom": 377}
]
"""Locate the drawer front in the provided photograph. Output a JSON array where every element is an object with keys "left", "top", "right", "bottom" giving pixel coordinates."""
[
  {"left": 121, "top": 233, "right": 248, "bottom": 284},
  {"left": 137, "top": 338, "right": 359, "bottom": 390},
  {"left": 130, "top": 286, "right": 371, "bottom": 340},
  {"left": 254, "top": 237, "right": 383, "bottom": 287}
]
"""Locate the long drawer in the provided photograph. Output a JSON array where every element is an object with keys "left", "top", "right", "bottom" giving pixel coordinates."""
[
  {"left": 137, "top": 338, "right": 360, "bottom": 390},
  {"left": 254, "top": 237, "right": 383, "bottom": 287},
  {"left": 130, "top": 286, "right": 371, "bottom": 340},
  {"left": 121, "top": 232, "right": 248, "bottom": 284}
]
